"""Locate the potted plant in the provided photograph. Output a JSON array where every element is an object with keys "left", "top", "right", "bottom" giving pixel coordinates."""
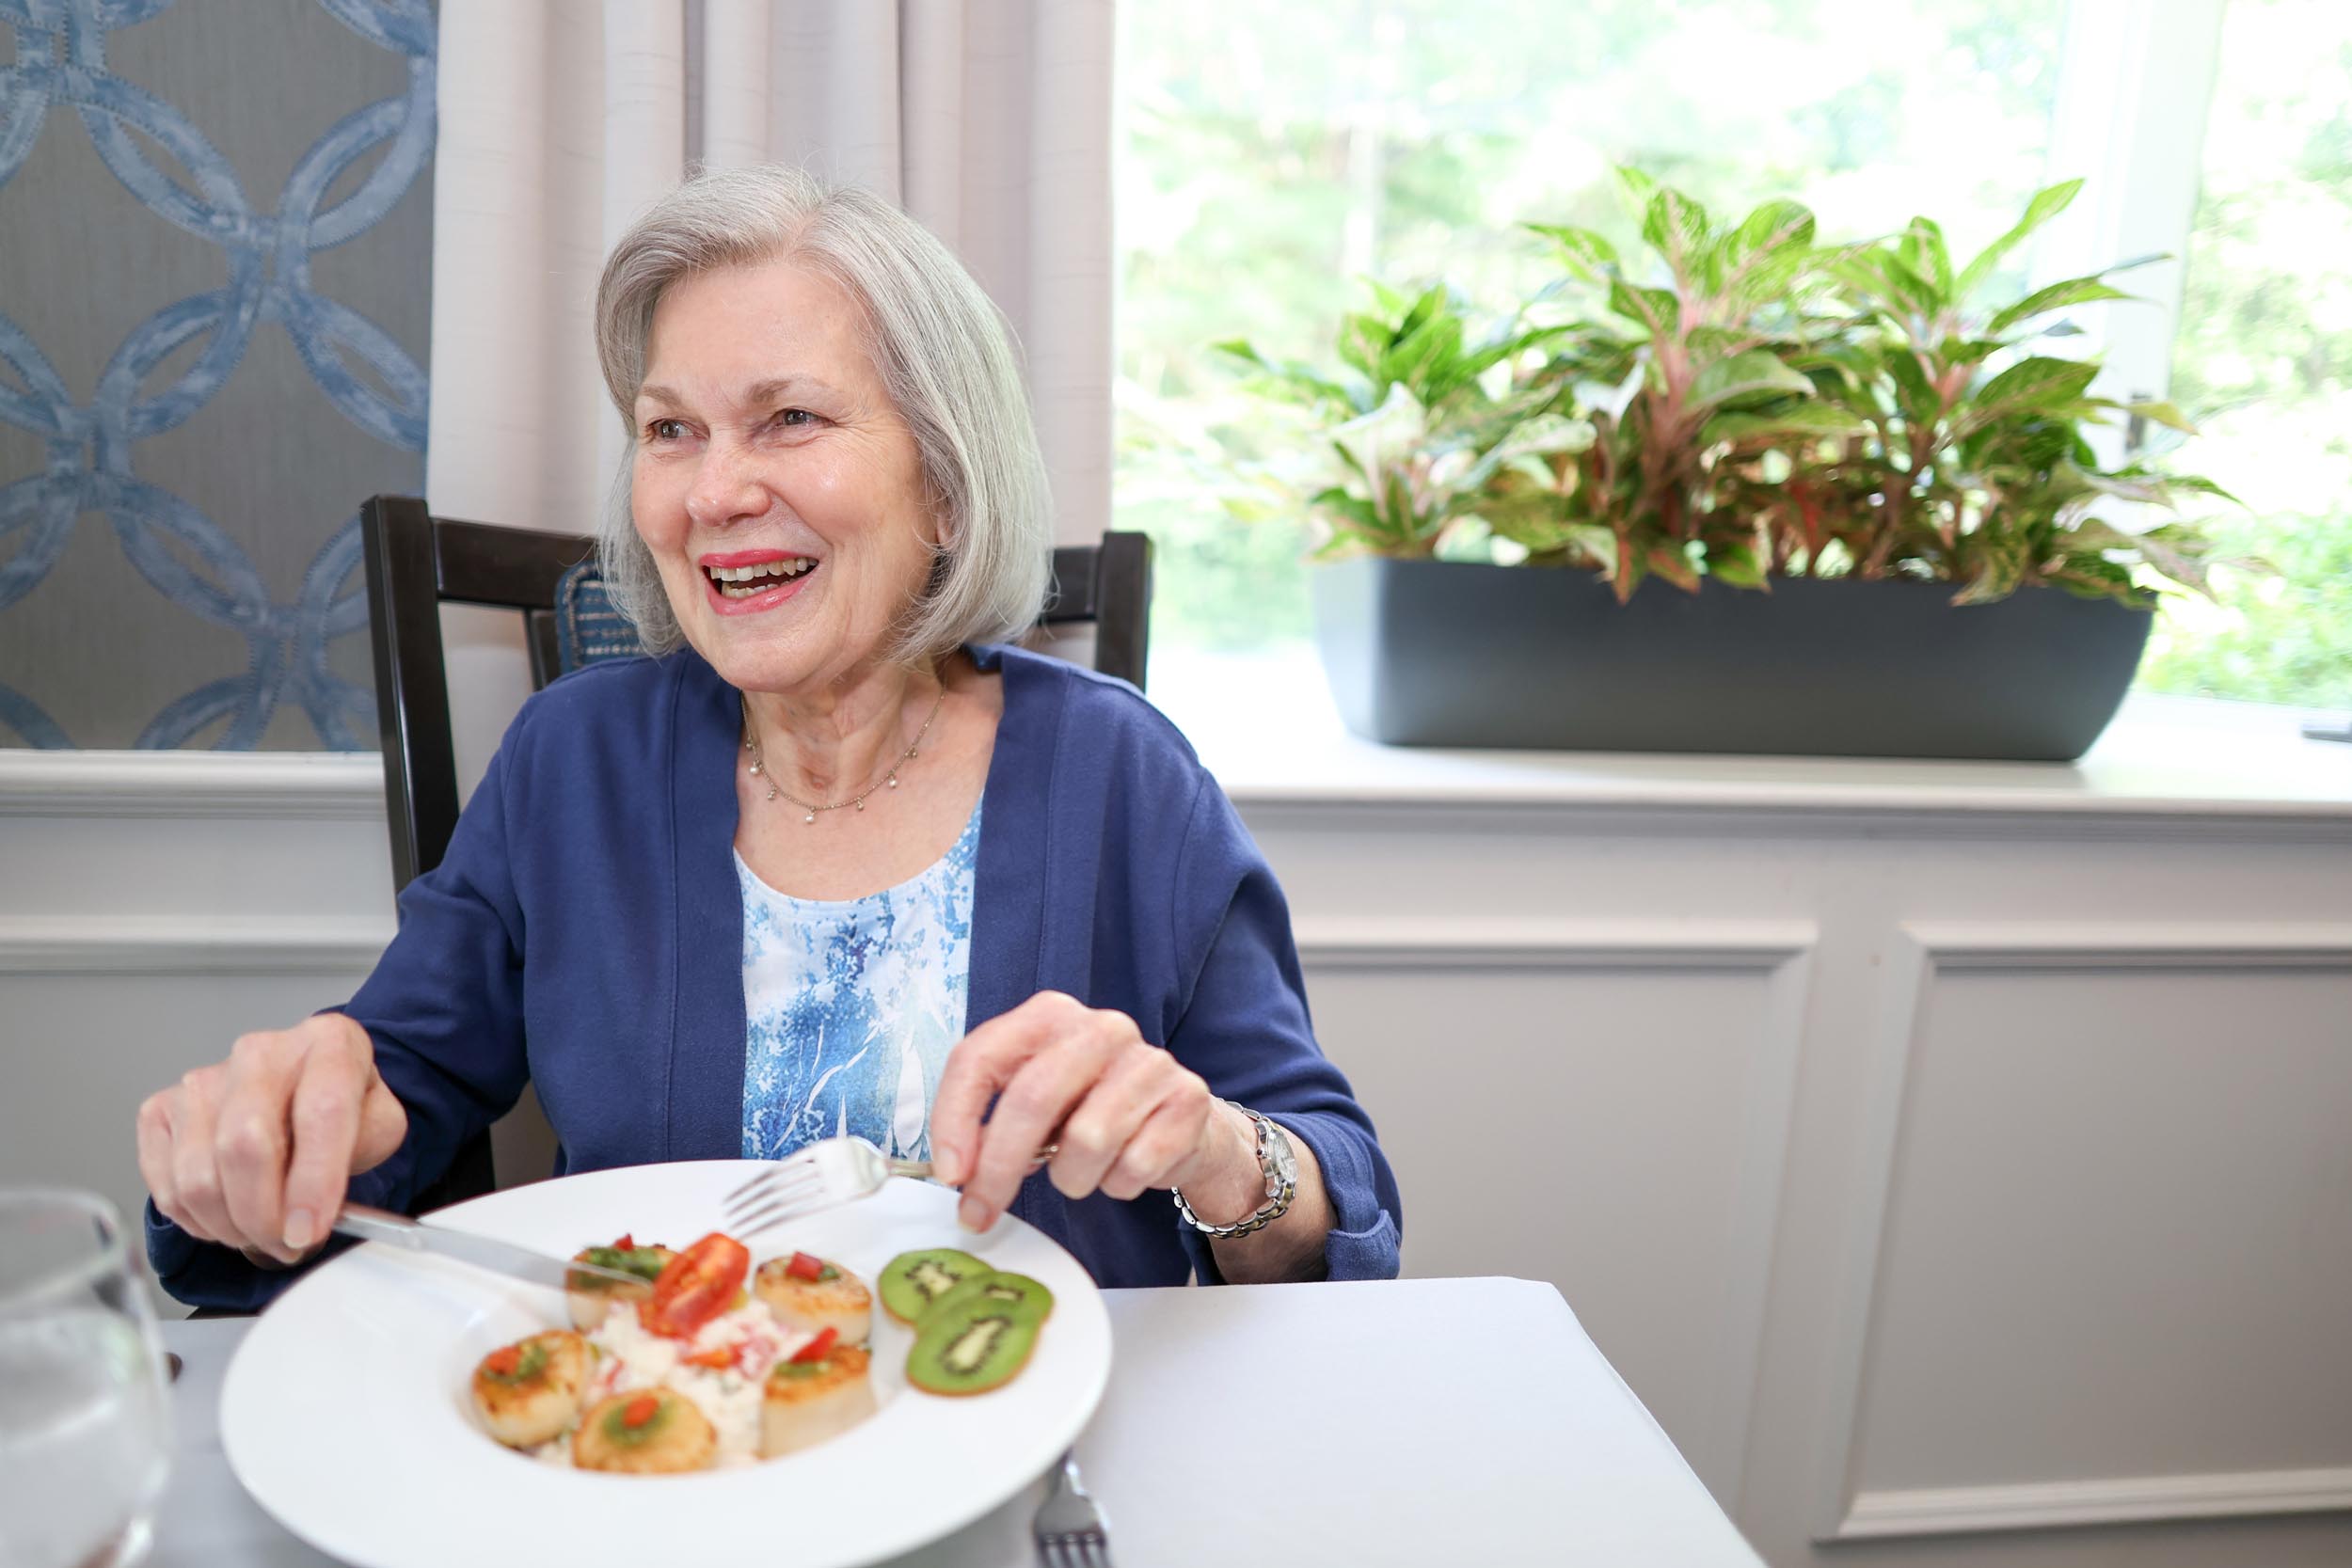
[{"left": 1221, "top": 176, "right": 2229, "bottom": 761}]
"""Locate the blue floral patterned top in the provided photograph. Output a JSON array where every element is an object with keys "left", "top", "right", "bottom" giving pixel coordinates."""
[{"left": 737, "top": 802, "right": 981, "bottom": 1163}]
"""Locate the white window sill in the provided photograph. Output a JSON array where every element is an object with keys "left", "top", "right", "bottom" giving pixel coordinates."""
[
  {"left": 1147, "top": 645, "right": 2352, "bottom": 822},
  {"left": 4, "top": 656, "right": 2347, "bottom": 824}
]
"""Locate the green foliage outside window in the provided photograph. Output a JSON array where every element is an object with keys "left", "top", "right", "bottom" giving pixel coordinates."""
[{"left": 2136, "top": 2, "right": 2352, "bottom": 710}]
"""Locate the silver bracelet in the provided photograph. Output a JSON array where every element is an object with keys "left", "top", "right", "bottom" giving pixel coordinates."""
[{"left": 1171, "top": 1102, "right": 1298, "bottom": 1239}]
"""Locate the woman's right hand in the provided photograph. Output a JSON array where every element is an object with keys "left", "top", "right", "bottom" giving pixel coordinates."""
[{"left": 135, "top": 1014, "right": 408, "bottom": 1264}]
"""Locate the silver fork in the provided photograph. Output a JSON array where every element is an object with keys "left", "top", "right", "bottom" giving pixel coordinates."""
[
  {"left": 1032, "top": 1449, "right": 1114, "bottom": 1567},
  {"left": 722, "top": 1134, "right": 1057, "bottom": 1239}
]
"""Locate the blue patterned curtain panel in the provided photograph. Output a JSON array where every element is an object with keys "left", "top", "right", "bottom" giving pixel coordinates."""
[{"left": 0, "top": 0, "right": 436, "bottom": 749}]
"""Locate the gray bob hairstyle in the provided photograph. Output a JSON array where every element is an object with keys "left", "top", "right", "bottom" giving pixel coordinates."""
[{"left": 593, "top": 164, "right": 1053, "bottom": 662}]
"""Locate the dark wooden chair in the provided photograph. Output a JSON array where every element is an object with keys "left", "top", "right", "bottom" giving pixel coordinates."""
[{"left": 356, "top": 493, "right": 1152, "bottom": 1208}]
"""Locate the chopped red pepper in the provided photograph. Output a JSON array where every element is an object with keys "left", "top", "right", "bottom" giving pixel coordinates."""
[
  {"left": 785, "top": 1250, "right": 826, "bottom": 1282},
  {"left": 788, "top": 1326, "right": 839, "bottom": 1364},
  {"left": 622, "top": 1393, "right": 660, "bottom": 1429},
  {"left": 485, "top": 1345, "right": 521, "bottom": 1377},
  {"left": 613, "top": 1232, "right": 635, "bottom": 1251}
]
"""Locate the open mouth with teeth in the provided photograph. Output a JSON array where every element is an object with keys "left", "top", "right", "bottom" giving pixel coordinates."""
[{"left": 704, "top": 557, "right": 818, "bottom": 598}]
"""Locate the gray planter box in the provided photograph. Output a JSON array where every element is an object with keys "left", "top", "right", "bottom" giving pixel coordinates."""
[{"left": 1311, "top": 556, "right": 2153, "bottom": 761}]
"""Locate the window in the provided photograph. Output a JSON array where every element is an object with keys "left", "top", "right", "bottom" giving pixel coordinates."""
[
  {"left": 1116, "top": 0, "right": 2352, "bottom": 713},
  {"left": 2137, "top": 0, "right": 2352, "bottom": 709}
]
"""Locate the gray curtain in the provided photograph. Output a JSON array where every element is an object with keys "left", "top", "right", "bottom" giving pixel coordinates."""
[{"left": 425, "top": 0, "right": 1112, "bottom": 546}]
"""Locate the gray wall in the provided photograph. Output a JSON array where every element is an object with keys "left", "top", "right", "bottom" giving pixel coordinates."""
[{"left": 0, "top": 0, "right": 435, "bottom": 749}]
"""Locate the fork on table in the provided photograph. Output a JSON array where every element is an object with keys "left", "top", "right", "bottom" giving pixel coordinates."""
[
  {"left": 1033, "top": 1450, "right": 1114, "bottom": 1568},
  {"left": 723, "top": 1133, "right": 1058, "bottom": 1238}
]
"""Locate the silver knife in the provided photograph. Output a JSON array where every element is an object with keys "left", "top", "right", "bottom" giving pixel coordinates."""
[{"left": 332, "top": 1203, "right": 650, "bottom": 1292}]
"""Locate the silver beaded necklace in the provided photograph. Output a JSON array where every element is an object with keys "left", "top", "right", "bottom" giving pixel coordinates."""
[{"left": 739, "top": 684, "right": 946, "bottom": 825}]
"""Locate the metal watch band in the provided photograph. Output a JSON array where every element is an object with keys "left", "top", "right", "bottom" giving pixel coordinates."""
[{"left": 1171, "top": 1102, "right": 1297, "bottom": 1239}]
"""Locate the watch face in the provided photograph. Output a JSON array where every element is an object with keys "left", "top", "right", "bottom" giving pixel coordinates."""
[{"left": 1263, "top": 1117, "right": 1299, "bottom": 1186}]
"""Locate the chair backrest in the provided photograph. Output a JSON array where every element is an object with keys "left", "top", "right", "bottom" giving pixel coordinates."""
[
  {"left": 356, "top": 493, "right": 1152, "bottom": 1203},
  {"left": 360, "top": 494, "right": 1153, "bottom": 898}
]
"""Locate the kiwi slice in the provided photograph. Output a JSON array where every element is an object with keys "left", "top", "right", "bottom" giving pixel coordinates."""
[
  {"left": 907, "top": 1297, "right": 1041, "bottom": 1396},
  {"left": 877, "top": 1248, "right": 990, "bottom": 1323},
  {"left": 921, "top": 1270, "right": 1054, "bottom": 1328}
]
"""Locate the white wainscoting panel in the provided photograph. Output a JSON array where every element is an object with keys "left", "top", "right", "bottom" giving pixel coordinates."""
[
  {"left": 0, "top": 751, "right": 395, "bottom": 1309},
  {"left": 1297, "top": 916, "right": 1814, "bottom": 1508},
  {"left": 1815, "top": 926, "right": 2352, "bottom": 1542},
  {"left": 0, "top": 968, "right": 379, "bottom": 1264}
]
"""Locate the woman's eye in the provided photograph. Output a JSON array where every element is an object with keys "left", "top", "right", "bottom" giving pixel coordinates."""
[
  {"left": 646, "top": 418, "right": 688, "bottom": 442},
  {"left": 776, "top": 408, "right": 817, "bottom": 428}
]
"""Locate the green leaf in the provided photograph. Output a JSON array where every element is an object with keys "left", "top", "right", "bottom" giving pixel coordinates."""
[
  {"left": 1875, "top": 253, "right": 1945, "bottom": 318},
  {"left": 1456, "top": 415, "right": 1595, "bottom": 494},
  {"left": 1732, "top": 199, "right": 1817, "bottom": 260},
  {"left": 1213, "top": 341, "right": 1365, "bottom": 411},
  {"left": 1824, "top": 249, "right": 1937, "bottom": 323},
  {"left": 1646, "top": 541, "right": 1702, "bottom": 591},
  {"left": 2162, "top": 472, "right": 2240, "bottom": 505},
  {"left": 2122, "top": 400, "right": 2198, "bottom": 435},
  {"left": 1985, "top": 277, "right": 2133, "bottom": 336},
  {"left": 1708, "top": 541, "right": 1769, "bottom": 588},
  {"left": 1955, "top": 178, "right": 2085, "bottom": 299},
  {"left": 1883, "top": 347, "right": 1938, "bottom": 417},
  {"left": 1608, "top": 280, "right": 1679, "bottom": 335},
  {"left": 1701, "top": 403, "right": 1871, "bottom": 446},
  {"left": 1384, "top": 467, "right": 1422, "bottom": 540},
  {"left": 1212, "top": 338, "right": 1274, "bottom": 371},
  {"left": 1614, "top": 166, "right": 1660, "bottom": 214},
  {"left": 1309, "top": 486, "right": 1383, "bottom": 545},
  {"left": 1689, "top": 349, "right": 1815, "bottom": 410},
  {"left": 1969, "top": 356, "right": 2101, "bottom": 420},
  {"left": 1642, "top": 187, "right": 1713, "bottom": 273},
  {"left": 1899, "top": 216, "right": 1953, "bottom": 296},
  {"left": 1527, "top": 222, "right": 1620, "bottom": 281}
]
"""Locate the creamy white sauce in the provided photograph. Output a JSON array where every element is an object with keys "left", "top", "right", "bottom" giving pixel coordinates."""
[{"left": 528, "top": 1297, "right": 811, "bottom": 1468}]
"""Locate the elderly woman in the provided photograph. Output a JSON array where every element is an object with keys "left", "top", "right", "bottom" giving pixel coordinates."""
[{"left": 136, "top": 166, "right": 1401, "bottom": 1310}]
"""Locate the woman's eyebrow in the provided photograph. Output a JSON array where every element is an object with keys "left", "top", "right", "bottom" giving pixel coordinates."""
[
  {"left": 635, "top": 376, "right": 843, "bottom": 410},
  {"left": 740, "top": 375, "right": 841, "bottom": 405}
]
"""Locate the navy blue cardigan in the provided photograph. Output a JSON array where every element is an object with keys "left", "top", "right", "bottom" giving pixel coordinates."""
[{"left": 150, "top": 644, "right": 1401, "bottom": 1308}]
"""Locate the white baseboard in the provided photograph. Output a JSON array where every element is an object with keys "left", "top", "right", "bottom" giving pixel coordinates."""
[{"left": 1836, "top": 1466, "right": 2352, "bottom": 1538}]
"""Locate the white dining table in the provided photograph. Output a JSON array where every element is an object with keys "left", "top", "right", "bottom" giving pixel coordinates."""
[{"left": 154, "top": 1275, "right": 1763, "bottom": 1567}]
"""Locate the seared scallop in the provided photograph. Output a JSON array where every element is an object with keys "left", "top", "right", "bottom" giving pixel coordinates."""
[
  {"left": 469, "top": 1330, "right": 590, "bottom": 1449},
  {"left": 565, "top": 1242, "right": 675, "bottom": 1330},
  {"left": 754, "top": 1253, "right": 873, "bottom": 1346},
  {"left": 760, "top": 1341, "right": 877, "bottom": 1458},
  {"left": 572, "top": 1388, "right": 718, "bottom": 1475}
]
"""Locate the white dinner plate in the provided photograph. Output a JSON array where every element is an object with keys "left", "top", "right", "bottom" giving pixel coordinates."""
[{"left": 220, "top": 1162, "right": 1112, "bottom": 1568}]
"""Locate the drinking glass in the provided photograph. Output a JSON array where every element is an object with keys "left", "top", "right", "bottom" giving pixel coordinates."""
[{"left": 0, "top": 1191, "right": 174, "bottom": 1568}]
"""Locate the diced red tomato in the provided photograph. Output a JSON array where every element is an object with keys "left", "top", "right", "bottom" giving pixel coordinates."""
[
  {"left": 785, "top": 1250, "right": 825, "bottom": 1282},
  {"left": 485, "top": 1345, "right": 521, "bottom": 1377},
  {"left": 788, "top": 1326, "right": 839, "bottom": 1364},
  {"left": 640, "top": 1232, "right": 751, "bottom": 1339},
  {"left": 622, "top": 1393, "right": 660, "bottom": 1429},
  {"left": 613, "top": 1233, "right": 635, "bottom": 1251},
  {"left": 682, "top": 1345, "right": 736, "bottom": 1370}
]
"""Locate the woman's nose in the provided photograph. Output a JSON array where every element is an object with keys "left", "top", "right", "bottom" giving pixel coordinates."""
[{"left": 683, "top": 441, "right": 768, "bottom": 530}]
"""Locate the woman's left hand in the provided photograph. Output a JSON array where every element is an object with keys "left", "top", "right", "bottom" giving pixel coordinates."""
[{"left": 928, "top": 991, "right": 1248, "bottom": 1232}]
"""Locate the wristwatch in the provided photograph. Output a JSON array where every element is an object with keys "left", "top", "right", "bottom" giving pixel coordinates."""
[{"left": 1172, "top": 1101, "right": 1298, "bottom": 1239}]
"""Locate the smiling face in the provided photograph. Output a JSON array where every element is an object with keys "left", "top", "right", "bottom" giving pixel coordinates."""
[{"left": 630, "top": 258, "right": 941, "bottom": 697}]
